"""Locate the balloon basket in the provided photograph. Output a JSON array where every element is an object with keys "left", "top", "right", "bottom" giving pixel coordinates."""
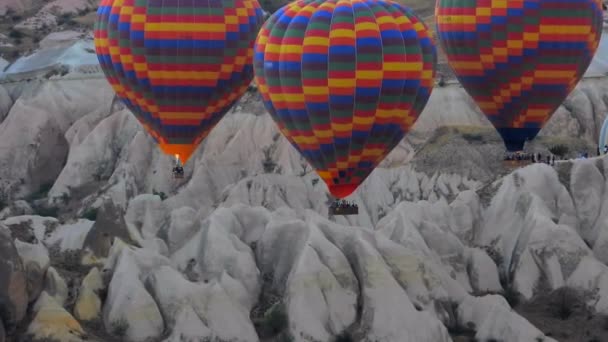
[
  {"left": 173, "top": 173, "right": 184, "bottom": 179},
  {"left": 329, "top": 201, "right": 358, "bottom": 216}
]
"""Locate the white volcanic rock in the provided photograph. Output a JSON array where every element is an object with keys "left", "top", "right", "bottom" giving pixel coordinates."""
[
  {"left": 477, "top": 163, "right": 605, "bottom": 302},
  {"left": 570, "top": 159, "right": 604, "bottom": 244},
  {"left": 566, "top": 256, "right": 608, "bottom": 314},
  {"left": 148, "top": 265, "right": 258, "bottom": 342},
  {"left": 74, "top": 267, "right": 103, "bottom": 321},
  {"left": 0, "top": 200, "right": 33, "bottom": 220},
  {"left": 44, "top": 219, "right": 94, "bottom": 252},
  {"left": 413, "top": 77, "right": 608, "bottom": 147},
  {"left": 306, "top": 214, "right": 452, "bottom": 342},
  {"left": 0, "top": 226, "right": 28, "bottom": 333},
  {"left": 27, "top": 292, "right": 86, "bottom": 342},
  {"left": 166, "top": 206, "right": 199, "bottom": 253},
  {"left": 0, "top": 78, "right": 114, "bottom": 197},
  {"left": 457, "top": 295, "right": 556, "bottom": 342},
  {"left": 0, "top": 56, "right": 608, "bottom": 342},
  {"left": 590, "top": 156, "right": 608, "bottom": 264},
  {"left": 2, "top": 215, "right": 59, "bottom": 244},
  {"left": 0, "top": 0, "right": 36, "bottom": 15},
  {"left": 540, "top": 78, "right": 608, "bottom": 144},
  {"left": 103, "top": 243, "right": 168, "bottom": 342},
  {"left": 43, "top": 266, "right": 68, "bottom": 306},
  {"left": 171, "top": 205, "right": 268, "bottom": 309},
  {"left": 0, "top": 85, "right": 12, "bottom": 122},
  {"left": 38, "top": 30, "right": 83, "bottom": 49},
  {"left": 479, "top": 164, "right": 577, "bottom": 267},
  {"left": 448, "top": 190, "right": 482, "bottom": 244},
  {"left": 466, "top": 247, "right": 502, "bottom": 294},
  {"left": 162, "top": 305, "right": 211, "bottom": 342},
  {"left": 260, "top": 214, "right": 358, "bottom": 342},
  {"left": 49, "top": 109, "right": 139, "bottom": 206},
  {"left": 414, "top": 85, "right": 489, "bottom": 132},
  {"left": 14, "top": 240, "right": 50, "bottom": 302},
  {"left": 41, "top": 0, "right": 96, "bottom": 15},
  {"left": 124, "top": 194, "right": 169, "bottom": 244}
]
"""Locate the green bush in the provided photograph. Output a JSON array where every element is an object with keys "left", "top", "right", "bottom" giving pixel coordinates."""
[
  {"left": 56, "top": 13, "right": 74, "bottom": 26},
  {"left": 82, "top": 208, "right": 98, "bottom": 221},
  {"left": 502, "top": 281, "right": 520, "bottom": 308},
  {"left": 35, "top": 206, "right": 59, "bottom": 218},
  {"left": 462, "top": 133, "right": 484, "bottom": 143},
  {"left": 152, "top": 189, "right": 167, "bottom": 200},
  {"left": 28, "top": 182, "right": 54, "bottom": 201},
  {"left": 111, "top": 318, "right": 129, "bottom": 337},
  {"left": 335, "top": 331, "right": 354, "bottom": 342},
  {"left": 554, "top": 287, "right": 577, "bottom": 320},
  {"left": 263, "top": 303, "right": 288, "bottom": 335},
  {"left": 9, "top": 29, "right": 23, "bottom": 39}
]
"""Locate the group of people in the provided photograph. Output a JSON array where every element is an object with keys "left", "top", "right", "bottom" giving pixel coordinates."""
[
  {"left": 503, "top": 152, "right": 558, "bottom": 165},
  {"left": 330, "top": 200, "right": 358, "bottom": 212},
  {"left": 172, "top": 165, "right": 184, "bottom": 177}
]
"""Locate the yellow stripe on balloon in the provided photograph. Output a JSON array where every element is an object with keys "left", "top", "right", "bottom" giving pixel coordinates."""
[{"left": 145, "top": 23, "right": 225, "bottom": 32}]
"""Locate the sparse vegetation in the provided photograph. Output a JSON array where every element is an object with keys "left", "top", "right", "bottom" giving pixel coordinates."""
[
  {"left": 56, "top": 13, "right": 74, "bottom": 26},
  {"left": 82, "top": 207, "right": 98, "bottom": 221},
  {"left": 152, "top": 189, "right": 167, "bottom": 201},
  {"left": 34, "top": 206, "right": 59, "bottom": 218},
  {"left": 110, "top": 318, "right": 129, "bottom": 338},
  {"left": 462, "top": 133, "right": 484, "bottom": 143},
  {"left": 262, "top": 145, "right": 278, "bottom": 173},
  {"left": 27, "top": 182, "right": 54, "bottom": 201},
  {"left": 9, "top": 29, "right": 24, "bottom": 39},
  {"left": 438, "top": 76, "right": 446, "bottom": 87},
  {"left": 502, "top": 280, "right": 520, "bottom": 308},
  {"left": 264, "top": 303, "right": 288, "bottom": 335},
  {"left": 275, "top": 332, "right": 294, "bottom": 342},
  {"left": 254, "top": 302, "right": 289, "bottom": 338},
  {"left": 48, "top": 245, "right": 88, "bottom": 275},
  {"left": 554, "top": 287, "right": 577, "bottom": 320},
  {"left": 56, "top": 192, "right": 70, "bottom": 205},
  {"left": 77, "top": 8, "right": 91, "bottom": 16},
  {"left": 335, "top": 331, "right": 354, "bottom": 342}
]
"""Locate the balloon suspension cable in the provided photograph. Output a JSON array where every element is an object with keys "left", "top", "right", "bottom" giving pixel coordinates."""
[{"left": 175, "top": 154, "right": 181, "bottom": 166}]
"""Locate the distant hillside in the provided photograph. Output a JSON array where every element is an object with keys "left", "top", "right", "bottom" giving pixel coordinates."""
[{"left": 0, "top": 0, "right": 437, "bottom": 63}]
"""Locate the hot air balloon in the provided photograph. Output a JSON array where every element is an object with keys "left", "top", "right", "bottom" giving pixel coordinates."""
[
  {"left": 435, "top": 0, "right": 604, "bottom": 152},
  {"left": 94, "top": 0, "right": 264, "bottom": 175},
  {"left": 254, "top": 0, "right": 436, "bottom": 206}
]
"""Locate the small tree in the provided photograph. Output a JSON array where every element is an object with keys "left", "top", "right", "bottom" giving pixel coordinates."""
[
  {"left": 152, "top": 189, "right": 167, "bottom": 200},
  {"left": 111, "top": 318, "right": 129, "bottom": 338},
  {"left": 9, "top": 29, "right": 23, "bottom": 39},
  {"left": 549, "top": 144, "right": 569, "bottom": 158},
  {"left": 82, "top": 207, "right": 98, "bottom": 221},
  {"left": 335, "top": 331, "right": 354, "bottom": 342}
]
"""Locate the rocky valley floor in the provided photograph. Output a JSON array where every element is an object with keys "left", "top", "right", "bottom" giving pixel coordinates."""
[{"left": 0, "top": 59, "right": 607, "bottom": 341}]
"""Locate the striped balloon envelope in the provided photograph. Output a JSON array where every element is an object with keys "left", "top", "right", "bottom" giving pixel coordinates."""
[
  {"left": 435, "top": 0, "right": 604, "bottom": 152},
  {"left": 94, "top": 0, "right": 264, "bottom": 165},
  {"left": 254, "top": 0, "right": 436, "bottom": 199}
]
